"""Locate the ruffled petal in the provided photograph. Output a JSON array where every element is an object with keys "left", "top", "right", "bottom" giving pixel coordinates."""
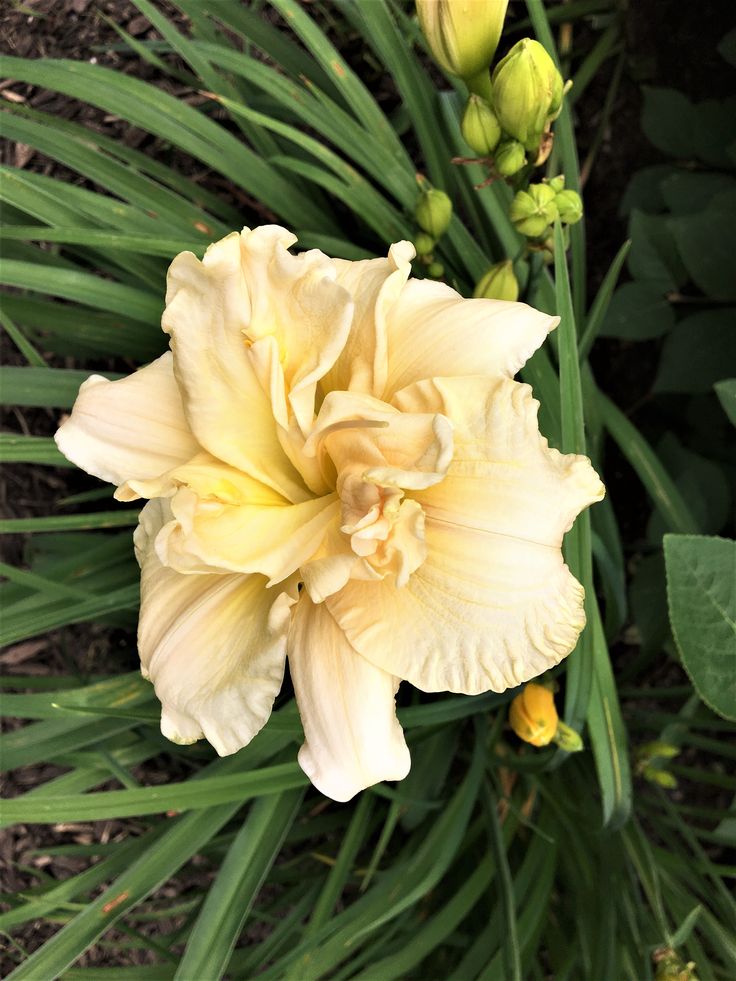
[
  {"left": 327, "top": 376, "right": 604, "bottom": 694},
  {"left": 288, "top": 594, "right": 411, "bottom": 802},
  {"left": 162, "top": 232, "right": 309, "bottom": 503},
  {"left": 321, "top": 241, "right": 415, "bottom": 397},
  {"left": 382, "top": 279, "right": 558, "bottom": 398},
  {"left": 304, "top": 389, "right": 454, "bottom": 492},
  {"left": 55, "top": 353, "right": 199, "bottom": 495},
  {"left": 135, "top": 499, "right": 294, "bottom": 756},
  {"left": 393, "top": 376, "right": 604, "bottom": 547},
  {"left": 239, "top": 226, "right": 354, "bottom": 435},
  {"left": 160, "top": 486, "right": 341, "bottom": 586}
]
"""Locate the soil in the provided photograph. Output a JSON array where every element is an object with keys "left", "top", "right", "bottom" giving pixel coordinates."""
[{"left": 1, "top": 0, "right": 734, "bottom": 971}]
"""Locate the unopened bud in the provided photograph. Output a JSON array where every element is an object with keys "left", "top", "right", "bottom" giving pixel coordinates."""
[
  {"left": 427, "top": 261, "right": 445, "bottom": 279},
  {"left": 640, "top": 740, "right": 680, "bottom": 761},
  {"left": 509, "top": 183, "right": 558, "bottom": 238},
  {"left": 555, "top": 188, "right": 583, "bottom": 224},
  {"left": 494, "top": 138, "right": 527, "bottom": 177},
  {"left": 415, "top": 188, "right": 453, "bottom": 239},
  {"left": 492, "top": 38, "right": 564, "bottom": 150},
  {"left": 547, "top": 174, "right": 565, "bottom": 193},
  {"left": 643, "top": 767, "right": 679, "bottom": 790},
  {"left": 552, "top": 720, "right": 584, "bottom": 753},
  {"left": 414, "top": 232, "right": 436, "bottom": 256},
  {"left": 416, "top": 0, "right": 509, "bottom": 94},
  {"left": 473, "top": 259, "right": 519, "bottom": 301},
  {"left": 461, "top": 94, "right": 501, "bottom": 155},
  {"left": 509, "top": 683, "right": 557, "bottom": 747},
  {"left": 654, "top": 948, "right": 699, "bottom": 981}
]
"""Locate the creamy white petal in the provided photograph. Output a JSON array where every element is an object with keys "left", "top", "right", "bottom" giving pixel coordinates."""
[
  {"left": 54, "top": 353, "right": 199, "bottom": 495},
  {"left": 161, "top": 486, "right": 341, "bottom": 586},
  {"left": 322, "top": 241, "right": 415, "bottom": 397},
  {"left": 239, "top": 226, "right": 354, "bottom": 435},
  {"left": 327, "top": 523, "right": 586, "bottom": 695},
  {"left": 305, "top": 389, "right": 454, "bottom": 492},
  {"left": 162, "top": 232, "right": 309, "bottom": 503},
  {"left": 393, "top": 376, "right": 605, "bottom": 547},
  {"left": 135, "top": 498, "right": 293, "bottom": 756},
  {"left": 327, "top": 375, "right": 604, "bottom": 694},
  {"left": 288, "top": 594, "right": 410, "bottom": 802},
  {"left": 382, "top": 279, "right": 558, "bottom": 399}
]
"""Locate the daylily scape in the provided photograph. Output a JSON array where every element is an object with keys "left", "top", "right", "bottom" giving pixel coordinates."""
[{"left": 56, "top": 226, "right": 604, "bottom": 801}]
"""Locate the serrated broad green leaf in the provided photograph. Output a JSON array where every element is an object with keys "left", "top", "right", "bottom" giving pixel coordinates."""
[{"left": 664, "top": 534, "right": 736, "bottom": 721}]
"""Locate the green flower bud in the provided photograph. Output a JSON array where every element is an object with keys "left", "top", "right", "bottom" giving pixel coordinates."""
[
  {"left": 461, "top": 94, "right": 501, "bottom": 155},
  {"left": 427, "top": 261, "right": 445, "bottom": 279},
  {"left": 643, "top": 767, "right": 678, "bottom": 790},
  {"left": 509, "top": 183, "right": 558, "bottom": 239},
  {"left": 552, "top": 720, "right": 584, "bottom": 753},
  {"left": 555, "top": 188, "right": 583, "bottom": 224},
  {"left": 494, "top": 138, "right": 527, "bottom": 177},
  {"left": 473, "top": 260, "right": 519, "bottom": 301},
  {"left": 416, "top": 0, "right": 509, "bottom": 95},
  {"left": 547, "top": 174, "right": 565, "bottom": 193},
  {"left": 415, "top": 188, "right": 453, "bottom": 239},
  {"left": 639, "top": 740, "right": 680, "bottom": 761},
  {"left": 414, "top": 232, "right": 436, "bottom": 256},
  {"left": 491, "top": 38, "right": 564, "bottom": 150}
]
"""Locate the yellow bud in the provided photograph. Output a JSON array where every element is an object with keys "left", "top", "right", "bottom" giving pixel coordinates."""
[
  {"left": 427, "top": 261, "right": 445, "bottom": 278},
  {"left": 461, "top": 95, "right": 501, "bottom": 155},
  {"left": 416, "top": 0, "right": 509, "bottom": 97},
  {"left": 473, "top": 260, "right": 519, "bottom": 301},
  {"left": 415, "top": 188, "right": 453, "bottom": 238},
  {"left": 491, "top": 38, "right": 564, "bottom": 150},
  {"left": 509, "top": 683, "right": 558, "bottom": 747}
]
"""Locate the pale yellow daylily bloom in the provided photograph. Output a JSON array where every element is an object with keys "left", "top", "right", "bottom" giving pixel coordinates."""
[{"left": 55, "top": 225, "right": 604, "bottom": 802}]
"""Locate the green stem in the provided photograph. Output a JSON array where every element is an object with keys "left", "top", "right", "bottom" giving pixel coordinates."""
[{"left": 465, "top": 68, "right": 493, "bottom": 103}]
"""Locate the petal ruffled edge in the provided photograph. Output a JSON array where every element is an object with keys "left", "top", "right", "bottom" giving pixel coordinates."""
[{"left": 135, "top": 498, "right": 294, "bottom": 755}]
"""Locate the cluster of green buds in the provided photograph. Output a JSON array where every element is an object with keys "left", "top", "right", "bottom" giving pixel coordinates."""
[
  {"left": 508, "top": 682, "right": 583, "bottom": 752},
  {"left": 458, "top": 37, "right": 568, "bottom": 182},
  {"left": 414, "top": 179, "right": 453, "bottom": 279},
  {"left": 510, "top": 176, "right": 583, "bottom": 243}
]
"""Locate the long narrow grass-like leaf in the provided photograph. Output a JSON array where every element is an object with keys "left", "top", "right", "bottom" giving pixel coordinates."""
[
  {"left": 597, "top": 390, "right": 700, "bottom": 534},
  {"left": 0, "top": 56, "right": 332, "bottom": 234},
  {"left": 0, "top": 511, "right": 138, "bottom": 533},
  {"left": 578, "top": 240, "right": 632, "bottom": 362},
  {"left": 0, "top": 306, "right": 46, "bottom": 366},
  {"left": 1, "top": 763, "right": 306, "bottom": 823},
  {"left": 554, "top": 221, "right": 595, "bottom": 731},
  {"left": 1, "top": 226, "right": 203, "bottom": 257},
  {"left": 0, "top": 434, "right": 71, "bottom": 468},
  {"left": 0, "top": 367, "right": 119, "bottom": 408},
  {"left": 175, "top": 787, "right": 305, "bottom": 980},
  {"left": 586, "top": 605, "right": 632, "bottom": 828}
]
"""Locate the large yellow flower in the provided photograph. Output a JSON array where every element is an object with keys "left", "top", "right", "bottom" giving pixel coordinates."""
[{"left": 55, "top": 226, "right": 604, "bottom": 801}]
